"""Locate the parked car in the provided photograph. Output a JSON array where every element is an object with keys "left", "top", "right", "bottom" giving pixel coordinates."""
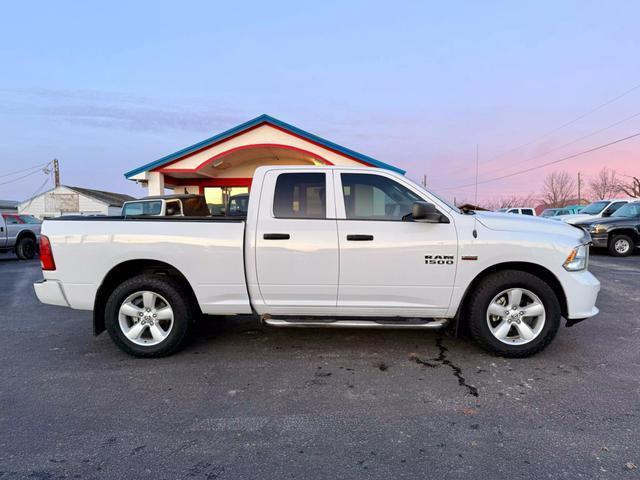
[
  {"left": 542, "top": 205, "right": 584, "bottom": 217},
  {"left": 122, "top": 194, "right": 210, "bottom": 217},
  {"left": 552, "top": 199, "right": 631, "bottom": 224},
  {"left": 0, "top": 213, "right": 41, "bottom": 259},
  {"left": 34, "top": 166, "right": 599, "bottom": 358},
  {"left": 496, "top": 207, "right": 536, "bottom": 216},
  {"left": 574, "top": 201, "right": 640, "bottom": 257}
]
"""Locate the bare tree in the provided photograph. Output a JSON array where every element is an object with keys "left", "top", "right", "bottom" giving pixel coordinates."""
[
  {"left": 480, "top": 193, "right": 539, "bottom": 211},
  {"left": 589, "top": 168, "right": 619, "bottom": 200},
  {"left": 542, "top": 170, "right": 576, "bottom": 208},
  {"left": 618, "top": 175, "right": 640, "bottom": 198}
]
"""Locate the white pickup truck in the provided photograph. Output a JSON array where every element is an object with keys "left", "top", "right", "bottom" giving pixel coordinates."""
[{"left": 34, "top": 166, "right": 600, "bottom": 358}]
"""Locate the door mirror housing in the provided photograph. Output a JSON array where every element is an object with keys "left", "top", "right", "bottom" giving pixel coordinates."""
[{"left": 411, "top": 201, "right": 449, "bottom": 223}]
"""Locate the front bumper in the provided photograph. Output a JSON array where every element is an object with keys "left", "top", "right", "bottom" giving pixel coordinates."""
[
  {"left": 590, "top": 233, "right": 609, "bottom": 248},
  {"left": 33, "top": 279, "right": 70, "bottom": 307},
  {"left": 561, "top": 269, "right": 601, "bottom": 319}
]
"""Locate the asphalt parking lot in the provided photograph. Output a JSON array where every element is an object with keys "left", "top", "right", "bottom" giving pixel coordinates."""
[{"left": 0, "top": 251, "right": 639, "bottom": 479}]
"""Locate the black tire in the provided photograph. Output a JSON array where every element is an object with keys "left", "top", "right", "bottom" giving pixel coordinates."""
[
  {"left": 608, "top": 234, "right": 634, "bottom": 257},
  {"left": 104, "top": 274, "right": 196, "bottom": 357},
  {"left": 16, "top": 236, "right": 36, "bottom": 260},
  {"left": 466, "top": 270, "right": 561, "bottom": 358}
]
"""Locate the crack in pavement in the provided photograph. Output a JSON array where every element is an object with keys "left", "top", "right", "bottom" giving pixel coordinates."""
[{"left": 410, "top": 337, "right": 479, "bottom": 397}]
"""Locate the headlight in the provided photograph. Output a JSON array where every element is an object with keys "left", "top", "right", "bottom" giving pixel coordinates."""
[
  {"left": 563, "top": 244, "right": 588, "bottom": 271},
  {"left": 591, "top": 224, "right": 607, "bottom": 234}
]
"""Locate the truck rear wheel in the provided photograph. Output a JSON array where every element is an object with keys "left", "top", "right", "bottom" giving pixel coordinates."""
[
  {"left": 104, "top": 274, "right": 196, "bottom": 357},
  {"left": 16, "top": 236, "right": 36, "bottom": 260},
  {"left": 466, "top": 270, "right": 561, "bottom": 358}
]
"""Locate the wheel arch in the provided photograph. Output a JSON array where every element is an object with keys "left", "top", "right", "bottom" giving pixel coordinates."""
[
  {"left": 457, "top": 262, "right": 568, "bottom": 324},
  {"left": 608, "top": 228, "right": 639, "bottom": 243},
  {"left": 93, "top": 259, "right": 200, "bottom": 335},
  {"left": 16, "top": 229, "right": 37, "bottom": 245}
]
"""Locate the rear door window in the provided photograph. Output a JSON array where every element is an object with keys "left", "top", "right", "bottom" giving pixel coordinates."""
[
  {"left": 273, "top": 173, "right": 326, "bottom": 219},
  {"left": 522, "top": 209, "right": 534, "bottom": 216},
  {"left": 2, "top": 214, "right": 21, "bottom": 225}
]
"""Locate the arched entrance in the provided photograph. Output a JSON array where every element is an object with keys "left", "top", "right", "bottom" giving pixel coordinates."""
[{"left": 161, "top": 144, "right": 332, "bottom": 214}]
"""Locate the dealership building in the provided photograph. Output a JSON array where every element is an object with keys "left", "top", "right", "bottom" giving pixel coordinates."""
[{"left": 125, "top": 114, "right": 404, "bottom": 213}]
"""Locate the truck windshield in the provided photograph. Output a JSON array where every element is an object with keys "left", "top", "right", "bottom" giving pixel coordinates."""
[
  {"left": 611, "top": 202, "right": 640, "bottom": 218},
  {"left": 580, "top": 201, "right": 609, "bottom": 215},
  {"left": 123, "top": 201, "right": 162, "bottom": 216}
]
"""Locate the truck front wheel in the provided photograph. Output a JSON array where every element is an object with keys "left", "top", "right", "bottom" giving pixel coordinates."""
[
  {"left": 608, "top": 234, "right": 633, "bottom": 257},
  {"left": 466, "top": 270, "right": 561, "bottom": 358},
  {"left": 104, "top": 274, "right": 196, "bottom": 357}
]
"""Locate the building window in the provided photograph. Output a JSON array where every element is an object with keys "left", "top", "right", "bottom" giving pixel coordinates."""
[{"left": 273, "top": 173, "right": 326, "bottom": 219}]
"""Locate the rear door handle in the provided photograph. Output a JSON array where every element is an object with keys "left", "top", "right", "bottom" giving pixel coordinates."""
[
  {"left": 263, "top": 233, "right": 290, "bottom": 240},
  {"left": 346, "top": 234, "right": 374, "bottom": 241}
]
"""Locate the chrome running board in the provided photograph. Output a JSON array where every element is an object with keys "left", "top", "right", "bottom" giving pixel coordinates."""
[{"left": 262, "top": 317, "right": 449, "bottom": 330}]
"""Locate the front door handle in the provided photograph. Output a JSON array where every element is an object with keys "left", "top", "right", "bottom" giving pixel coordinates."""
[
  {"left": 346, "top": 234, "right": 374, "bottom": 241},
  {"left": 263, "top": 233, "right": 290, "bottom": 240}
]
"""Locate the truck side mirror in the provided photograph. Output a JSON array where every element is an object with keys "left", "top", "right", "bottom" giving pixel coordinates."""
[{"left": 411, "top": 201, "right": 449, "bottom": 223}]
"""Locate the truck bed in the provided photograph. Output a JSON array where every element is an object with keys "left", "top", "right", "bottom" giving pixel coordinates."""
[{"left": 40, "top": 217, "right": 252, "bottom": 315}]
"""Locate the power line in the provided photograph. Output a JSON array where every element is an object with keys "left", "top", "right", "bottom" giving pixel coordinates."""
[
  {"left": 442, "top": 131, "right": 640, "bottom": 190},
  {"left": 0, "top": 162, "right": 50, "bottom": 179},
  {"left": 0, "top": 167, "right": 50, "bottom": 187},
  {"left": 480, "top": 81, "right": 640, "bottom": 167},
  {"left": 465, "top": 110, "right": 640, "bottom": 182},
  {"left": 19, "top": 170, "right": 53, "bottom": 212}
]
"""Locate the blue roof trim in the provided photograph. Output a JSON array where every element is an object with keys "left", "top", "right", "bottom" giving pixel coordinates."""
[{"left": 124, "top": 114, "right": 405, "bottom": 178}]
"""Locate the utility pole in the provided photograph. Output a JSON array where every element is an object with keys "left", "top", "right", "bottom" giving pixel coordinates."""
[
  {"left": 577, "top": 171, "right": 581, "bottom": 205},
  {"left": 422, "top": 174, "right": 427, "bottom": 187},
  {"left": 53, "top": 158, "right": 60, "bottom": 187}
]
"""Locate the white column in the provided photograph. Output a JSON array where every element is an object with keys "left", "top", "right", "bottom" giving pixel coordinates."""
[{"left": 147, "top": 172, "right": 165, "bottom": 196}]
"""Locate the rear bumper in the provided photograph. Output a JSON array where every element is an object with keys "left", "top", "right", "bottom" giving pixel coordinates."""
[
  {"left": 33, "top": 279, "right": 70, "bottom": 307},
  {"left": 561, "top": 269, "right": 600, "bottom": 319}
]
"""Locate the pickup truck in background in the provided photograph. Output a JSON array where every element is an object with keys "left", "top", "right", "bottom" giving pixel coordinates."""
[
  {"left": 122, "top": 194, "right": 210, "bottom": 217},
  {"left": 495, "top": 207, "right": 536, "bottom": 216},
  {"left": 34, "top": 166, "right": 600, "bottom": 358},
  {"left": 552, "top": 199, "right": 632, "bottom": 224},
  {"left": 574, "top": 200, "right": 640, "bottom": 257},
  {"left": 1, "top": 213, "right": 41, "bottom": 260}
]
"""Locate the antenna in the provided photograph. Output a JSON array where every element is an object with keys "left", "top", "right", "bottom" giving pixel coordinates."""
[{"left": 474, "top": 145, "right": 479, "bottom": 204}]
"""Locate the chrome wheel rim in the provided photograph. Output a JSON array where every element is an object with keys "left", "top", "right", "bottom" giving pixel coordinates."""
[
  {"left": 614, "top": 239, "right": 630, "bottom": 254},
  {"left": 118, "top": 291, "right": 174, "bottom": 346},
  {"left": 486, "top": 288, "right": 546, "bottom": 345}
]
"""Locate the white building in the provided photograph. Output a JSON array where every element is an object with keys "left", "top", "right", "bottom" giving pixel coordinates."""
[
  {"left": 124, "top": 114, "right": 404, "bottom": 212},
  {"left": 18, "top": 185, "right": 135, "bottom": 219}
]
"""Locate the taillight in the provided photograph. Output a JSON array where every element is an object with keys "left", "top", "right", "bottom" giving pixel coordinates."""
[{"left": 39, "top": 235, "right": 56, "bottom": 271}]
